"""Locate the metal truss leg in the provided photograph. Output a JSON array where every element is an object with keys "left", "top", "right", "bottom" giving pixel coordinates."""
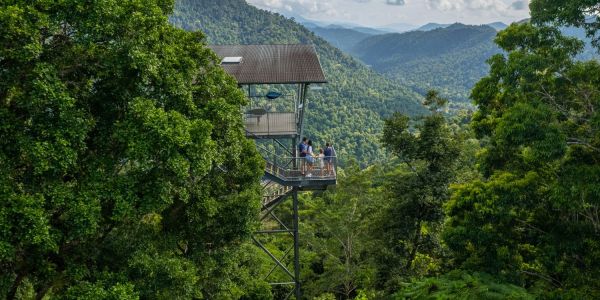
[
  {"left": 292, "top": 189, "right": 301, "bottom": 299},
  {"left": 254, "top": 185, "right": 301, "bottom": 298}
]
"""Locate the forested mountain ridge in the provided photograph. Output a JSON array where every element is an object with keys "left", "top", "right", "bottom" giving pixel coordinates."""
[
  {"left": 415, "top": 22, "right": 507, "bottom": 32},
  {"left": 308, "top": 26, "right": 375, "bottom": 53},
  {"left": 352, "top": 24, "right": 501, "bottom": 102},
  {"left": 170, "top": 0, "right": 427, "bottom": 165}
]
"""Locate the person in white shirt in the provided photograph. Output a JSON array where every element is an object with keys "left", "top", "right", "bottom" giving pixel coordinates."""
[
  {"left": 318, "top": 148, "right": 325, "bottom": 176},
  {"left": 306, "top": 140, "right": 315, "bottom": 177}
]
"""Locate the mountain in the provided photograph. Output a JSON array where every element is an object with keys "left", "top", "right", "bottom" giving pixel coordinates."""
[
  {"left": 351, "top": 26, "right": 391, "bottom": 35},
  {"left": 416, "top": 22, "right": 507, "bottom": 32},
  {"left": 380, "top": 22, "right": 418, "bottom": 33},
  {"left": 170, "top": 0, "right": 426, "bottom": 165},
  {"left": 308, "top": 23, "right": 390, "bottom": 35},
  {"left": 416, "top": 23, "right": 451, "bottom": 31},
  {"left": 352, "top": 24, "right": 501, "bottom": 102},
  {"left": 274, "top": 10, "right": 329, "bottom": 28},
  {"left": 309, "top": 26, "right": 376, "bottom": 53},
  {"left": 486, "top": 22, "right": 508, "bottom": 31}
]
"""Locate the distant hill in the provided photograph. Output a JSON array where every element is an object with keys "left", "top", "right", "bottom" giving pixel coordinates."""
[
  {"left": 416, "top": 22, "right": 507, "bottom": 32},
  {"left": 351, "top": 26, "right": 390, "bottom": 35},
  {"left": 416, "top": 23, "right": 451, "bottom": 31},
  {"left": 352, "top": 24, "right": 501, "bottom": 102},
  {"left": 309, "top": 26, "right": 376, "bottom": 53},
  {"left": 487, "top": 22, "right": 509, "bottom": 31},
  {"left": 380, "top": 22, "right": 418, "bottom": 33},
  {"left": 170, "top": 0, "right": 426, "bottom": 164},
  {"left": 321, "top": 24, "right": 389, "bottom": 35}
]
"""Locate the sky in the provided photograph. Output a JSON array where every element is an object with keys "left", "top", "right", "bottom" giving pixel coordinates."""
[{"left": 246, "top": 0, "right": 532, "bottom": 28}]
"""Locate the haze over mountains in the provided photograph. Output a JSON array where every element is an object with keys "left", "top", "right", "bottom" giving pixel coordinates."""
[
  {"left": 292, "top": 17, "right": 512, "bottom": 102},
  {"left": 302, "top": 22, "right": 501, "bottom": 102},
  {"left": 304, "top": 18, "right": 597, "bottom": 103},
  {"left": 415, "top": 22, "right": 508, "bottom": 32}
]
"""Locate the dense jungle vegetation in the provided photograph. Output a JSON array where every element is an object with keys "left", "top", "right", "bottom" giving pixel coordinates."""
[{"left": 1, "top": 0, "right": 600, "bottom": 299}]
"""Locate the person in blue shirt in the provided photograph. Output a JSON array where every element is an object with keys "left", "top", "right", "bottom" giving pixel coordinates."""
[
  {"left": 324, "top": 143, "right": 334, "bottom": 176},
  {"left": 298, "top": 137, "right": 308, "bottom": 176}
]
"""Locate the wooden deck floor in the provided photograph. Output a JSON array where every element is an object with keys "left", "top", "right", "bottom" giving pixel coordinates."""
[{"left": 245, "top": 112, "right": 297, "bottom": 137}]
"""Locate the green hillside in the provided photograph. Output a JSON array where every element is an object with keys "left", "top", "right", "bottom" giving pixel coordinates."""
[
  {"left": 352, "top": 24, "right": 501, "bottom": 102},
  {"left": 170, "top": 0, "right": 426, "bottom": 165}
]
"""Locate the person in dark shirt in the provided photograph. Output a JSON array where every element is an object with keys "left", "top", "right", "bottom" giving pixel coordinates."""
[
  {"left": 298, "top": 137, "right": 308, "bottom": 175},
  {"left": 324, "top": 143, "right": 334, "bottom": 176}
]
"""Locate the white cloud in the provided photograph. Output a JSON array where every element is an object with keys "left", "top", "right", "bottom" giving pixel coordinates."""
[
  {"left": 247, "top": 0, "right": 531, "bottom": 27},
  {"left": 426, "top": 0, "right": 508, "bottom": 11},
  {"left": 250, "top": 0, "right": 337, "bottom": 16}
]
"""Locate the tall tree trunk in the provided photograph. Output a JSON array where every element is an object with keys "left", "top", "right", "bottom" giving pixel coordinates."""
[
  {"left": 7, "top": 272, "right": 25, "bottom": 300},
  {"left": 406, "top": 221, "right": 422, "bottom": 271}
]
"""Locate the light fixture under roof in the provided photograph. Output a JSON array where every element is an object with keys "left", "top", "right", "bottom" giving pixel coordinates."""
[{"left": 221, "top": 56, "right": 243, "bottom": 64}]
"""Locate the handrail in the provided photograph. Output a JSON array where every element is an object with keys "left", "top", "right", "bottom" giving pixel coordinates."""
[
  {"left": 246, "top": 129, "right": 339, "bottom": 181},
  {"left": 264, "top": 155, "right": 338, "bottom": 181},
  {"left": 244, "top": 112, "right": 296, "bottom": 136}
]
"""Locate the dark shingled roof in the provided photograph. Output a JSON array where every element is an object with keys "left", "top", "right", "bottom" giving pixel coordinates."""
[{"left": 209, "top": 44, "right": 327, "bottom": 85}]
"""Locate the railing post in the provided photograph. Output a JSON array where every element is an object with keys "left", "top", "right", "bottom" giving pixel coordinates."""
[{"left": 267, "top": 112, "right": 270, "bottom": 135}]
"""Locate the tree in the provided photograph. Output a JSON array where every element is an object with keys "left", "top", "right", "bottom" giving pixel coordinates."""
[
  {"left": 443, "top": 22, "right": 600, "bottom": 297},
  {"left": 373, "top": 92, "right": 463, "bottom": 291},
  {"left": 0, "top": 0, "right": 265, "bottom": 298},
  {"left": 301, "top": 163, "right": 382, "bottom": 299},
  {"left": 530, "top": 0, "right": 600, "bottom": 49}
]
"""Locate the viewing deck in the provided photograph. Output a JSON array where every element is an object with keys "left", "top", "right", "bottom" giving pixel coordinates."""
[
  {"left": 244, "top": 112, "right": 297, "bottom": 138},
  {"left": 263, "top": 156, "right": 337, "bottom": 189}
]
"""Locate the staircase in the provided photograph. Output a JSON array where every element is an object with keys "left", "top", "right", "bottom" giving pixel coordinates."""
[{"left": 261, "top": 180, "right": 293, "bottom": 209}]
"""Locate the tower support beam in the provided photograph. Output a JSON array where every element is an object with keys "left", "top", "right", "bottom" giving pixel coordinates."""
[{"left": 292, "top": 189, "right": 301, "bottom": 299}]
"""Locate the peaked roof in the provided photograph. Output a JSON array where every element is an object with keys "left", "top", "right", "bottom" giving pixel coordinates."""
[{"left": 209, "top": 44, "right": 327, "bottom": 85}]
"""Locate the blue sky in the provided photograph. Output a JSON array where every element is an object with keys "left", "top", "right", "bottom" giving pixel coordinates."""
[{"left": 246, "top": 0, "right": 532, "bottom": 27}]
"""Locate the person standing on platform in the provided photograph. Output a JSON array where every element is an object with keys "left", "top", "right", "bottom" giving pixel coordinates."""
[
  {"left": 318, "top": 148, "right": 325, "bottom": 176},
  {"left": 306, "top": 140, "right": 315, "bottom": 177},
  {"left": 298, "top": 137, "right": 308, "bottom": 176},
  {"left": 324, "top": 143, "right": 334, "bottom": 176}
]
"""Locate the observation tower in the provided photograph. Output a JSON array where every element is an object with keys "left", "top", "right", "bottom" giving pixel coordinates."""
[{"left": 211, "top": 44, "right": 337, "bottom": 298}]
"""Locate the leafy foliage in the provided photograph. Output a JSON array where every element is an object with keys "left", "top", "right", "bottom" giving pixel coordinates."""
[
  {"left": 0, "top": 0, "right": 266, "bottom": 298},
  {"left": 444, "top": 22, "right": 600, "bottom": 297},
  {"left": 372, "top": 93, "right": 464, "bottom": 291},
  {"left": 300, "top": 163, "right": 384, "bottom": 299},
  {"left": 394, "top": 271, "right": 534, "bottom": 300},
  {"left": 531, "top": 0, "right": 600, "bottom": 48}
]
